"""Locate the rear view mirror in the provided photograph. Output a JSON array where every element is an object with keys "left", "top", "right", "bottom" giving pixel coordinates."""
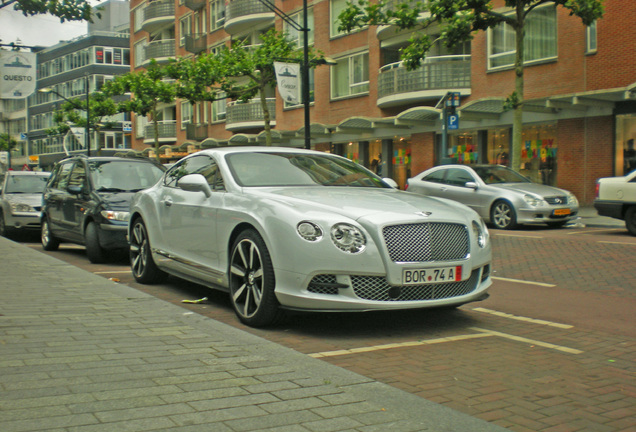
[
  {"left": 178, "top": 174, "right": 212, "bottom": 197},
  {"left": 465, "top": 182, "right": 478, "bottom": 190}
]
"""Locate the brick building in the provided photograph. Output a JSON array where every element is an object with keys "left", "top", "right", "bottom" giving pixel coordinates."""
[{"left": 129, "top": 0, "right": 636, "bottom": 204}]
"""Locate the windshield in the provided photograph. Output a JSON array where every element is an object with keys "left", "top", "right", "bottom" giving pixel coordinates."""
[
  {"left": 90, "top": 160, "right": 165, "bottom": 192},
  {"left": 226, "top": 152, "right": 390, "bottom": 188},
  {"left": 472, "top": 166, "right": 531, "bottom": 185},
  {"left": 4, "top": 174, "right": 49, "bottom": 194}
]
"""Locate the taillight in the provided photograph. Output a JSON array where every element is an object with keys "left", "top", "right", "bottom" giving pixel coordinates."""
[{"left": 595, "top": 182, "right": 600, "bottom": 198}]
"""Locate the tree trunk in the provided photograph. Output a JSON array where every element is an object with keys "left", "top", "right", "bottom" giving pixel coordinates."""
[{"left": 511, "top": 5, "right": 525, "bottom": 173}]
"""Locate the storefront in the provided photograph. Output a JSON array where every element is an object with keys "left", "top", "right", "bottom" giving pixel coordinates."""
[{"left": 616, "top": 113, "right": 636, "bottom": 176}]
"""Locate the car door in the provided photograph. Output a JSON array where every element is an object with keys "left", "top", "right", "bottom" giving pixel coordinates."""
[
  {"left": 44, "top": 161, "right": 74, "bottom": 238},
  {"left": 409, "top": 168, "right": 447, "bottom": 197},
  {"left": 158, "top": 155, "right": 225, "bottom": 278},
  {"left": 441, "top": 168, "right": 484, "bottom": 214},
  {"left": 65, "top": 160, "right": 89, "bottom": 243}
]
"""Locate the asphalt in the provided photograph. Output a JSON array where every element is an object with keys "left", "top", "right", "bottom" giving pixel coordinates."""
[{"left": 0, "top": 206, "right": 623, "bottom": 432}]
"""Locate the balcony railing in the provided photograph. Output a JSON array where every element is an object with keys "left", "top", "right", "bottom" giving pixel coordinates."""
[
  {"left": 225, "top": 0, "right": 274, "bottom": 34},
  {"left": 144, "top": 39, "right": 176, "bottom": 63},
  {"left": 144, "top": 120, "right": 177, "bottom": 141},
  {"left": 185, "top": 34, "right": 207, "bottom": 54},
  {"left": 142, "top": 1, "right": 175, "bottom": 32},
  {"left": 184, "top": 0, "right": 206, "bottom": 11},
  {"left": 186, "top": 124, "right": 208, "bottom": 141},
  {"left": 226, "top": 98, "right": 276, "bottom": 130},
  {"left": 377, "top": 55, "right": 471, "bottom": 107}
]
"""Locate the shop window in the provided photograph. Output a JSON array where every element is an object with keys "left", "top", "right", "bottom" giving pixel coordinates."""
[
  {"left": 448, "top": 132, "right": 479, "bottom": 164},
  {"left": 616, "top": 114, "right": 636, "bottom": 175},
  {"left": 392, "top": 139, "right": 411, "bottom": 189},
  {"left": 488, "top": 128, "right": 510, "bottom": 166},
  {"left": 520, "top": 123, "right": 557, "bottom": 185}
]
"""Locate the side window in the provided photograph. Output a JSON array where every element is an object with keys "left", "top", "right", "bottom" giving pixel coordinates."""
[
  {"left": 423, "top": 170, "right": 445, "bottom": 184},
  {"left": 52, "top": 162, "right": 74, "bottom": 190},
  {"left": 445, "top": 168, "right": 475, "bottom": 187},
  {"left": 68, "top": 162, "right": 86, "bottom": 188},
  {"left": 165, "top": 155, "right": 224, "bottom": 191}
]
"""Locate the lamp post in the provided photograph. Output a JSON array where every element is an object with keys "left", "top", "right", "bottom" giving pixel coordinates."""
[{"left": 39, "top": 74, "right": 91, "bottom": 156}]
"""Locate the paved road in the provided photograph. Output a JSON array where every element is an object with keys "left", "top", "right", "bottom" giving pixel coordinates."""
[{"left": 18, "top": 224, "right": 636, "bottom": 432}]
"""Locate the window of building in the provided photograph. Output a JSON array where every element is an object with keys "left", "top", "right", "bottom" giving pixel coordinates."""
[
  {"left": 180, "top": 14, "right": 192, "bottom": 46},
  {"left": 285, "top": 8, "right": 314, "bottom": 48},
  {"left": 586, "top": 21, "right": 597, "bottom": 53},
  {"left": 194, "top": 10, "right": 206, "bottom": 35},
  {"left": 488, "top": 5, "right": 556, "bottom": 70},
  {"left": 133, "top": 4, "right": 146, "bottom": 33},
  {"left": 212, "top": 92, "right": 226, "bottom": 122},
  {"left": 210, "top": 0, "right": 226, "bottom": 31},
  {"left": 520, "top": 123, "right": 558, "bottom": 185},
  {"left": 134, "top": 39, "right": 147, "bottom": 67},
  {"left": 331, "top": 52, "right": 369, "bottom": 99},
  {"left": 181, "top": 101, "right": 192, "bottom": 126},
  {"left": 330, "top": 0, "right": 350, "bottom": 38}
]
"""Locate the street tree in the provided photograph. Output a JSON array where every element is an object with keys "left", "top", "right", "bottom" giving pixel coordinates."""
[
  {"left": 338, "top": 0, "right": 604, "bottom": 171},
  {"left": 0, "top": 132, "right": 19, "bottom": 168},
  {"left": 46, "top": 91, "right": 118, "bottom": 155},
  {"left": 0, "top": 0, "right": 99, "bottom": 23},
  {"left": 167, "top": 29, "right": 324, "bottom": 146},
  {"left": 103, "top": 61, "right": 176, "bottom": 162}
]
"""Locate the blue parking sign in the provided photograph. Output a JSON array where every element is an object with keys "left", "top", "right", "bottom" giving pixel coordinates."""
[{"left": 448, "top": 114, "right": 459, "bottom": 130}]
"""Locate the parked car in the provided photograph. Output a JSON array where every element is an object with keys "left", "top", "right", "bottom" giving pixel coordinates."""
[
  {"left": 406, "top": 164, "right": 579, "bottom": 230},
  {"left": 128, "top": 147, "right": 492, "bottom": 327},
  {"left": 0, "top": 170, "right": 51, "bottom": 238},
  {"left": 594, "top": 170, "right": 636, "bottom": 235},
  {"left": 41, "top": 155, "right": 165, "bottom": 263}
]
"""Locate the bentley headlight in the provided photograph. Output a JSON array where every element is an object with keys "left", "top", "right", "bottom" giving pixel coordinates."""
[
  {"left": 331, "top": 223, "right": 366, "bottom": 253},
  {"left": 472, "top": 220, "right": 489, "bottom": 248},
  {"left": 101, "top": 210, "right": 130, "bottom": 222},
  {"left": 567, "top": 193, "right": 579, "bottom": 206},
  {"left": 11, "top": 203, "right": 35, "bottom": 213},
  {"left": 523, "top": 194, "right": 542, "bottom": 207},
  {"left": 297, "top": 221, "right": 323, "bottom": 241}
]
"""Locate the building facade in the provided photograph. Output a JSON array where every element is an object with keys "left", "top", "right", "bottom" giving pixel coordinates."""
[{"left": 129, "top": 0, "right": 636, "bottom": 204}]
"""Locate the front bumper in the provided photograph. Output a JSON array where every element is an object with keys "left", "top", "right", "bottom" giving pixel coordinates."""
[
  {"left": 5, "top": 212, "right": 41, "bottom": 230},
  {"left": 98, "top": 222, "right": 129, "bottom": 249},
  {"left": 516, "top": 206, "right": 579, "bottom": 225}
]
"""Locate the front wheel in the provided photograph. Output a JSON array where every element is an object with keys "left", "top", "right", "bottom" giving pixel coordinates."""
[
  {"left": 0, "top": 212, "right": 12, "bottom": 238},
  {"left": 491, "top": 200, "right": 517, "bottom": 230},
  {"left": 130, "top": 218, "right": 166, "bottom": 284},
  {"left": 229, "top": 229, "right": 281, "bottom": 327},
  {"left": 85, "top": 222, "right": 106, "bottom": 264},
  {"left": 41, "top": 216, "right": 60, "bottom": 251},
  {"left": 625, "top": 206, "right": 636, "bottom": 236}
]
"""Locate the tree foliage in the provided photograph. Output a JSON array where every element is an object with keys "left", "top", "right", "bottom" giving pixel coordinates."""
[
  {"left": 103, "top": 61, "right": 176, "bottom": 161},
  {"left": 338, "top": 0, "right": 604, "bottom": 171},
  {"left": 0, "top": 0, "right": 100, "bottom": 23}
]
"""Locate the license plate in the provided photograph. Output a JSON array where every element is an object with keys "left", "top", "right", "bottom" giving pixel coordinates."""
[
  {"left": 403, "top": 266, "right": 462, "bottom": 285},
  {"left": 553, "top": 208, "right": 571, "bottom": 216}
]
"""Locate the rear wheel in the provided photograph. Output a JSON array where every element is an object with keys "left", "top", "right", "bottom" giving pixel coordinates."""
[
  {"left": 625, "top": 206, "right": 636, "bottom": 236},
  {"left": 491, "top": 200, "right": 517, "bottom": 230},
  {"left": 85, "top": 222, "right": 106, "bottom": 264},
  {"left": 130, "top": 218, "right": 166, "bottom": 284},
  {"left": 229, "top": 229, "right": 281, "bottom": 327},
  {"left": 41, "top": 216, "right": 60, "bottom": 251}
]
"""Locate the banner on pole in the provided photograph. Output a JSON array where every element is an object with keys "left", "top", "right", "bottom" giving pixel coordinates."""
[
  {"left": 0, "top": 51, "right": 36, "bottom": 99},
  {"left": 274, "top": 62, "right": 301, "bottom": 105},
  {"left": 70, "top": 127, "right": 86, "bottom": 148}
]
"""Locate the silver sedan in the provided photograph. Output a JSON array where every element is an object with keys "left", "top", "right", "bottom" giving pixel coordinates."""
[
  {"left": 128, "top": 147, "right": 492, "bottom": 327},
  {"left": 406, "top": 164, "right": 579, "bottom": 230}
]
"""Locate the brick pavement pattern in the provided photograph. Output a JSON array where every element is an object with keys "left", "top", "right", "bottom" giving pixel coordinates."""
[{"left": 0, "top": 237, "right": 509, "bottom": 432}]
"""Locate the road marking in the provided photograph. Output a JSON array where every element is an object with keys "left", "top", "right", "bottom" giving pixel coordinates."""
[
  {"left": 491, "top": 276, "right": 556, "bottom": 287},
  {"left": 493, "top": 234, "right": 543, "bottom": 239},
  {"left": 308, "top": 333, "right": 494, "bottom": 358},
  {"left": 597, "top": 241, "right": 636, "bottom": 246},
  {"left": 471, "top": 328, "right": 583, "bottom": 355},
  {"left": 567, "top": 228, "right": 624, "bottom": 235},
  {"left": 471, "top": 307, "right": 573, "bottom": 329}
]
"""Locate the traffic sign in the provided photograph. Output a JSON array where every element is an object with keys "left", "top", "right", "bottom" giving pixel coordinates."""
[
  {"left": 448, "top": 114, "right": 459, "bottom": 130},
  {"left": 122, "top": 121, "right": 132, "bottom": 132}
]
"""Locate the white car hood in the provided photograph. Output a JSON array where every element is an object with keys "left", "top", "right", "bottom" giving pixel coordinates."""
[
  {"left": 493, "top": 183, "right": 569, "bottom": 197},
  {"left": 5, "top": 193, "right": 43, "bottom": 207},
  {"left": 249, "top": 187, "right": 474, "bottom": 224}
]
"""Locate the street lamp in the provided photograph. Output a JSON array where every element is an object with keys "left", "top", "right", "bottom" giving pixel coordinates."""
[{"left": 39, "top": 74, "right": 91, "bottom": 156}]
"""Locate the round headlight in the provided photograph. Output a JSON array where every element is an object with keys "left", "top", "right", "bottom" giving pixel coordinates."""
[
  {"left": 297, "top": 221, "right": 323, "bottom": 241},
  {"left": 567, "top": 193, "right": 579, "bottom": 206},
  {"left": 472, "top": 220, "right": 489, "bottom": 248},
  {"left": 330, "top": 223, "right": 366, "bottom": 254},
  {"left": 523, "top": 194, "right": 542, "bottom": 207}
]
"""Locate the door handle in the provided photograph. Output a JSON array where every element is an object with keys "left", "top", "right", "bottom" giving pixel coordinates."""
[{"left": 162, "top": 198, "right": 173, "bottom": 207}]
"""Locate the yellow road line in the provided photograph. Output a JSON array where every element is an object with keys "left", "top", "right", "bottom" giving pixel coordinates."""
[
  {"left": 471, "top": 307, "right": 573, "bottom": 329},
  {"left": 491, "top": 276, "right": 556, "bottom": 287}
]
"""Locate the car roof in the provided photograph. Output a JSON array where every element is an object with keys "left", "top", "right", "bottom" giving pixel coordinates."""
[{"left": 195, "top": 146, "right": 333, "bottom": 157}]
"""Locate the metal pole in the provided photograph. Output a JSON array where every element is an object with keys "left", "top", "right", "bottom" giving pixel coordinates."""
[
  {"left": 302, "top": 0, "right": 310, "bottom": 150},
  {"left": 85, "top": 74, "right": 90, "bottom": 157}
]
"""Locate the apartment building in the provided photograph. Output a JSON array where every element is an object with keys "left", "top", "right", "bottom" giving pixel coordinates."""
[
  {"left": 27, "top": 0, "right": 131, "bottom": 170},
  {"left": 129, "top": 0, "right": 636, "bottom": 203}
]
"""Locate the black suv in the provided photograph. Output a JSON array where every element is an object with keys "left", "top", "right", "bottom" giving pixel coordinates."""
[{"left": 41, "top": 156, "right": 165, "bottom": 263}]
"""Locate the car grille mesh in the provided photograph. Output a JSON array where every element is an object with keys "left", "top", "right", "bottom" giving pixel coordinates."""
[
  {"left": 307, "top": 274, "right": 339, "bottom": 295},
  {"left": 545, "top": 196, "right": 568, "bottom": 205},
  {"left": 351, "top": 271, "right": 479, "bottom": 302},
  {"left": 382, "top": 223, "right": 469, "bottom": 262}
]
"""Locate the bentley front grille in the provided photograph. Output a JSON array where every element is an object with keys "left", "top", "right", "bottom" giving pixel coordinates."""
[{"left": 382, "top": 222, "right": 469, "bottom": 263}]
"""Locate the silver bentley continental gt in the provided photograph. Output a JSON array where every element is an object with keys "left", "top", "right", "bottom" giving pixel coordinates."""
[{"left": 128, "top": 147, "right": 492, "bottom": 327}]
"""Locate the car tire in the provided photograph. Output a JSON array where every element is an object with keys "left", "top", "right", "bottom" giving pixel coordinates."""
[
  {"left": 41, "top": 216, "right": 60, "bottom": 251},
  {"left": 491, "top": 200, "right": 517, "bottom": 230},
  {"left": 130, "top": 218, "right": 167, "bottom": 284},
  {"left": 0, "top": 211, "right": 12, "bottom": 238},
  {"left": 85, "top": 221, "right": 106, "bottom": 264},
  {"left": 625, "top": 206, "right": 636, "bottom": 236},
  {"left": 229, "top": 229, "right": 282, "bottom": 327}
]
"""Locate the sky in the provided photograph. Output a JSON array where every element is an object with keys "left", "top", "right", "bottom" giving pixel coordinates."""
[{"left": 0, "top": 6, "right": 89, "bottom": 49}]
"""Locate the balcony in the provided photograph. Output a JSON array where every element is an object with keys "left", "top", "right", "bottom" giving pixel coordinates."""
[
  {"left": 226, "top": 98, "right": 276, "bottom": 131},
  {"left": 186, "top": 123, "right": 208, "bottom": 141},
  {"left": 184, "top": 0, "right": 205, "bottom": 11},
  {"left": 142, "top": 1, "right": 175, "bottom": 33},
  {"left": 143, "top": 39, "right": 176, "bottom": 65},
  {"left": 144, "top": 120, "right": 177, "bottom": 144},
  {"left": 377, "top": 55, "right": 471, "bottom": 108},
  {"left": 376, "top": 0, "right": 431, "bottom": 41},
  {"left": 225, "top": 0, "right": 274, "bottom": 35},
  {"left": 185, "top": 34, "right": 207, "bottom": 54}
]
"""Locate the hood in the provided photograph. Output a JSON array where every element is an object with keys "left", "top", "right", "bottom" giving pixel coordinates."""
[
  {"left": 96, "top": 191, "right": 136, "bottom": 211},
  {"left": 5, "top": 193, "right": 43, "bottom": 207},
  {"left": 250, "top": 187, "right": 476, "bottom": 224},
  {"left": 493, "top": 182, "right": 570, "bottom": 197}
]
